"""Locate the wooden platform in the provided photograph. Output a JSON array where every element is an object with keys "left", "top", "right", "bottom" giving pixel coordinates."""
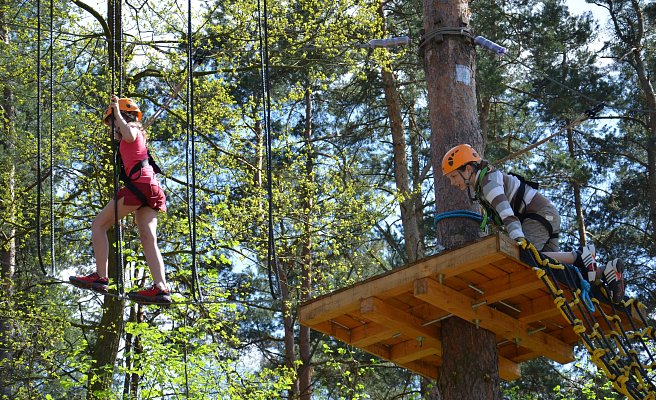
[{"left": 298, "top": 233, "right": 644, "bottom": 381}]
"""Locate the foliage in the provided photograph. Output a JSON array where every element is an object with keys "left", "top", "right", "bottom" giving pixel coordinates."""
[{"left": 0, "top": 0, "right": 654, "bottom": 398}]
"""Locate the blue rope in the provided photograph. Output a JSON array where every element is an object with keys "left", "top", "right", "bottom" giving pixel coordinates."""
[
  {"left": 574, "top": 267, "right": 596, "bottom": 313},
  {"left": 435, "top": 210, "right": 483, "bottom": 224}
]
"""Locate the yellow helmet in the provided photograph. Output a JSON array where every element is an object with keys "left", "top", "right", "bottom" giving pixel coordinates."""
[
  {"left": 103, "top": 97, "right": 142, "bottom": 125},
  {"left": 441, "top": 144, "right": 481, "bottom": 175}
]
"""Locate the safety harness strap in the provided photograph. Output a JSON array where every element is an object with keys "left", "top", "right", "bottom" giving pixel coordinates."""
[{"left": 117, "top": 149, "right": 161, "bottom": 207}]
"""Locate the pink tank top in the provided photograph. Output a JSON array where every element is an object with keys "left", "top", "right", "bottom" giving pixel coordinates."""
[{"left": 119, "top": 129, "right": 157, "bottom": 185}]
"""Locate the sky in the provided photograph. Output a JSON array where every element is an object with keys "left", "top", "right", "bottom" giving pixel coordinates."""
[{"left": 566, "top": 0, "right": 608, "bottom": 23}]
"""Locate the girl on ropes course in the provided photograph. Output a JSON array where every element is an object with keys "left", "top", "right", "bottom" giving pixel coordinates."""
[
  {"left": 441, "top": 143, "right": 625, "bottom": 304},
  {"left": 69, "top": 95, "right": 171, "bottom": 305}
]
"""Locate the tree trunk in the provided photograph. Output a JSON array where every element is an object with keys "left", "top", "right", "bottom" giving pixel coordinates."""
[
  {"left": 0, "top": 71, "right": 15, "bottom": 400},
  {"left": 421, "top": 0, "right": 499, "bottom": 399},
  {"left": 438, "top": 318, "right": 500, "bottom": 400},
  {"left": 279, "top": 263, "right": 298, "bottom": 398},
  {"left": 0, "top": 4, "right": 15, "bottom": 394},
  {"left": 423, "top": 0, "right": 482, "bottom": 249},
  {"left": 602, "top": 0, "right": 656, "bottom": 253},
  {"left": 298, "top": 86, "right": 314, "bottom": 400},
  {"left": 88, "top": 293, "right": 125, "bottom": 398},
  {"left": 86, "top": 2, "right": 126, "bottom": 397},
  {"left": 629, "top": 50, "right": 656, "bottom": 253},
  {"left": 566, "top": 126, "right": 587, "bottom": 244},
  {"left": 378, "top": 4, "right": 425, "bottom": 264}
]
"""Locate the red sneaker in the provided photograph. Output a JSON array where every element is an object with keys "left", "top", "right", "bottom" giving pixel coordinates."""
[
  {"left": 69, "top": 272, "right": 109, "bottom": 293},
  {"left": 128, "top": 286, "right": 172, "bottom": 305}
]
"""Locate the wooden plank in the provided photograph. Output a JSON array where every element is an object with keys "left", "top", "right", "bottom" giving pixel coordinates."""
[
  {"left": 360, "top": 297, "right": 441, "bottom": 351},
  {"left": 476, "top": 268, "right": 546, "bottom": 304},
  {"left": 499, "top": 356, "right": 521, "bottom": 381},
  {"left": 351, "top": 322, "right": 398, "bottom": 347},
  {"left": 517, "top": 294, "right": 563, "bottom": 324},
  {"left": 390, "top": 339, "right": 440, "bottom": 364},
  {"left": 414, "top": 277, "right": 574, "bottom": 364},
  {"left": 364, "top": 343, "right": 439, "bottom": 380},
  {"left": 312, "top": 320, "right": 352, "bottom": 343},
  {"left": 299, "top": 235, "right": 509, "bottom": 326},
  {"left": 361, "top": 296, "right": 521, "bottom": 381}
]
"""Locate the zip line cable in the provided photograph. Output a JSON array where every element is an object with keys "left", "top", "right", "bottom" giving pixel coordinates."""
[
  {"left": 187, "top": 0, "right": 201, "bottom": 302},
  {"left": 258, "top": 0, "right": 280, "bottom": 300}
]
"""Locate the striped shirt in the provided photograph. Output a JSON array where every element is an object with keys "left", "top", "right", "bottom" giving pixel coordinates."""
[{"left": 474, "top": 168, "right": 551, "bottom": 241}]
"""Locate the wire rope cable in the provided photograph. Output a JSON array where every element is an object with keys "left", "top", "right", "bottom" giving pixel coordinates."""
[
  {"left": 49, "top": 0, "right": 55, "bottom": 275},
  {"left": 186, "top": 0, "right": 201, "bottom": 302},
  {"left": 36, "top": 0, "right": 47, "bottom": 275},
  {"left": 257, "top": 0, "right": 280, "bottom": 299},
  {"left": 111, "top": 0, "right": 125, "bottom": 295}
]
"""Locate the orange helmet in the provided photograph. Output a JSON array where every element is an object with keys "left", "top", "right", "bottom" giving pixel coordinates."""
[
  {"left": 441, "top": 144, "right": 481, "bottom": 175},
  {"left": 103, "top": 97, "right": 142, "bottom": 125}
]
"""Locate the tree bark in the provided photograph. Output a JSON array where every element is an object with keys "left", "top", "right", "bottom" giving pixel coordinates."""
[
  {"left": 378, "top": 4, "right": 425, "bottom": 264},
  {"left": 86, "top": 2, "right": 126, "bottom": 397},
  {"left": 566, "top": 126, "right": 587, "bottom": 244},
  {"left": 0, "top": 3, "right": 15, "bottom": 395},
  {"left": 438, "top": 318, "right": 500, "bottom": 400},
  {"left": 0, "top": 78, "right": 15, "bottom": 400},
  {"left": 421, "top": 0, "right": 499, "bottom": 399},
  {"left": 423, "top": 0, "right": 482, "bottom": 249},
  {"left": 298, "top": 86, "right": 314, "bottom": 400}
]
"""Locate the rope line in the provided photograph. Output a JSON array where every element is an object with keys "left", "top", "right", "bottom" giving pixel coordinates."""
[
  {"left": 434, "top": 210, "right": 483, "bottom": 224},
  {"left": 49, "top": 0, "right": 55, "bottom": 276},
  {"left": 111, "top": 0, "right": 125, "bottom": 295},
  {"left": 36, "top": 0, "right": 47, "bottom": 275},
  {"left": 257, "top": 0, "right": 280, "bottom": 299},
  {"left": 518, "top": 239, "right": 655, "bottom": 399},
  {"left": 187, "top": 0, "right": 201, "bottom": 302}
]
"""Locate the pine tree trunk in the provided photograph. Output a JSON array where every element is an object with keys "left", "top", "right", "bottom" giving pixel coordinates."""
[
  {"left": 86, "top": 2, "right": 126, "bottom": 397},
  {"left": 298, "top": 86, "right": 314, "bottom": 400},
  {"left": 608, "top": 0, "right": 656, "bottom": 253},
  {"left": 89, "top": 294, "right": 124, "bottom": 398},
  {"left": 438, "top": 318, "right": 500, "bottom": 399},
  {"left": 421, "top": 0, "right": 499, "bottom": 398},
  {"left": 0, "top": 78, "right": 15, "bottom": 400},
  {"left": 378, "top": 4, "right": 425, "bottom": 263},
  {"left": 567, "top": 126, "right": 587, "bottom": 244},
  {"left": 279, "top": 266, "right": 298, "bottom": 398},
  {"left": 0, "top": 5, "right": 15, "bottom": 394}
]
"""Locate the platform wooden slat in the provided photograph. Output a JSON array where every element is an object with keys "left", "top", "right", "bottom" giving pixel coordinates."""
[{"left": 299, "top": 233, "right": 645, "bottom": 381}]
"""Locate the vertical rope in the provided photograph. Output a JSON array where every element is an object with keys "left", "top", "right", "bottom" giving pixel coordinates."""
[
  {"left": 187, "top": 0, "right": 201, "bottom": 301},
  {"left": 183, "top": 305, "right": 190, "bottom": 398},
  {"left": 111, "top": 0, "right": 124, "bottom": 294},
  {"left": 257, "top": 0, "right": 279, "bottom": 298},
  {"left": 49, "top": 0, "right": 55, "bottom": 276},
  {"left": 36, "top": 0, "right": 47, "bottom": 275}
]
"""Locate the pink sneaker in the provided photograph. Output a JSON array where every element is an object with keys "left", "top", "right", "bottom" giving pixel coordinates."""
[
  {"left": 69, "top": 272, "right": 109, "bottom": 293},
  {"left": 128, "top": 286, "right": 172, "bottom": 305}
]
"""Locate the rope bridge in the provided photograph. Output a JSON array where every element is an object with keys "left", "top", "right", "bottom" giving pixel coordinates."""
[{"left": 518, "top": 239, "right": 655, "bottom": 400}]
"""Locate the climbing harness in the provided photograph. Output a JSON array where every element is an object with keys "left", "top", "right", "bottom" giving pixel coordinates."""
[
  {"left": 508, "top": 172, "right": 559, "bottom": 242},
  {"left": 116, "top": 148, "right": 162, "bottom": 207},
  {"left": 472, "top": 166, "right": 558, "bottom": 242},
  {"left": 518, "top": 239, "right": 655, "bottom": 400}
]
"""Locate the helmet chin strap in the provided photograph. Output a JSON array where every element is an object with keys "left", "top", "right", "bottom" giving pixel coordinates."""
[{"left": 457, "top": 168, "right": 477, "bottom": 202}]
